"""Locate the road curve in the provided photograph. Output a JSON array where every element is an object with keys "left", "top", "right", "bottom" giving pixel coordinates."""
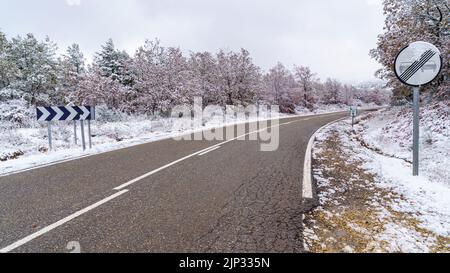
[{"left": 0, "top": 112, "right": 349, "bottom": 253}]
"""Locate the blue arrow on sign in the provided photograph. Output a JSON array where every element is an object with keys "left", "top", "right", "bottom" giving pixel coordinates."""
[
  {"left": 59, "top": 106, "right": 71, "bottom": 121},
  {"left": 46, "top": 107, "right": 57, "bottom": 121},
  {"left": 37, "top": 108, "right": 44, "bottom": 121},
  {"left": 72, "top": 106, "right": 82, "bottom": 120}
]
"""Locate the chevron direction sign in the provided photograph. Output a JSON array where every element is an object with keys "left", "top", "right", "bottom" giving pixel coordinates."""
[{"left": 36, "top": 106, "right": 95, "bottom": 122}]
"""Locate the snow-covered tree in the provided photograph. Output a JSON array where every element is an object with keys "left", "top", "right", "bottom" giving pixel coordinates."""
[
  {"left": 0, "top": 29, "right": 394, "bottom": 115},
  {"left": 294, "top": 65, "right": 317, "bottom": 109},
  {"left": 130, "top": 40, "right": 163, "bottom": 114},
  {"left": 58, "top": 44, "right": 86, "bottom": 103},
  {"left": 370, "top": 0, "right": 449, "bottom": 101},
  {"left": 263, "top": 63, "right": 297, "bottom": 113},
  {"left": 367, "top": 88, "right": 391, "bottom": 105},
  {"left": 8, "top": 34, "right": 59, "bottom": 105},
  {"left": 354, "top": 82, "right": 392, "bottom": 106},
  {"left": 323, "top": 78, "right": 343, "bottom": 105},
  {"left": 341, "top": 84, "right": 356, "bottom": 105},
  {"left": 65, "top": 44, "right": 85, "bottom": 75},
  {"left": 189, "top": 52, "right": 225, "bottom": 106},
  {"left": 163, "top": 46, "right": 200, "bottom": 108},
  {"left": 232, "top": 49, "right": 263, "bottom": 106},
  {"left": 131, "top": 39, "right": 199, "bottom": 115},
  {"left": 71, "top": 66, "right": 127, "bottom": 109},
  {"left": 94, "top": 39, "right": 134, "bottom": 86},
  {"left": 216, "top": 49, "right": 262, "bottom": 107},
  {"left": 0, "top": 30, "right": 18, "bottom": 91}
]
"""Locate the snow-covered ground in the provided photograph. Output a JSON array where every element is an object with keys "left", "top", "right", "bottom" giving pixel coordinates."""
[
  {"left": 355, "top": 102, "right": 450, "bottom": 250},
  {"left": 357, "top": 101, "right": 450, "bottom": 186},
  {"left": 305, "top": 103, "right": 450, "bottom": 253},
  {"left": 0, "top": 100, "right": 362, "bottom": 176}
]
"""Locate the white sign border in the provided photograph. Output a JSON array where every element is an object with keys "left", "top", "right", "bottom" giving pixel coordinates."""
[{"left": 394, "top": 42, "right": 443, "bottom": 87}]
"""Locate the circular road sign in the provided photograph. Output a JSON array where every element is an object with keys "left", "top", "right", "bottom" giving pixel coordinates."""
[{"left": 394, "top": 41, "right": 442, "bottom": 87}]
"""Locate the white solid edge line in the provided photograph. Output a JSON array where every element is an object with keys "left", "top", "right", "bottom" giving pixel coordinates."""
[
  {"left": 0, "top": 110, "right": 351, "bottom": 178},
  {"left": 301, "top": 110, "right": 382, "bottom": 251},
  {"left": 0, "top": 190, "right": 129, "bottom": 253},
  {"left": 198, "top": 146, "right": 221, "bottom": 156},
  {"left": 302, "top": 117, "right": 349, "bottom": 200}
]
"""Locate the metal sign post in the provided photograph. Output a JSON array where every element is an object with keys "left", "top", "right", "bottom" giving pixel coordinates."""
[
  {"left": 394, "top": 41, "right": 442, "bottom": 176},
  {"left": 36, "top": 106, "right": 96, "bottom": 152},
  {"left": 74, "top": 121, "right": 78, "bottom": 145},
  {"left": 350, "top": 106, "right": 357, "bottom": 128},
  {"left": 413, "top": 87, "right": 420, "bottom": 176},
  {"left": 48, "top": 121, "right": 53, "bottom": 151},
  {"left": 88, "top": 120, "right": 92, "bottom": 149},
  {"left": 80, "top": 120, "right": 86, "bottom": 151},
  {"left": 352, "top": 114, "right": 355, "bottom": 128}
]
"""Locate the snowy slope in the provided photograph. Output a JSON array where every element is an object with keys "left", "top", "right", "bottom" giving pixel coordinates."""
[{"left": 356, "top": 101, "right": 450, "bottom": 186}]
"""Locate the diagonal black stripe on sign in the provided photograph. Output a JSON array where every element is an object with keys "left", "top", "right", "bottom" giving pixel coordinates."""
[
  {"left": 405, "top": 52, "right": 436, "bottom": 81},
  {"left": 400, "top": 50, "right": 435, "bottom": 81},
  {"left": 399, "top": 50, "right": 432, "bottom": 80},
  {"left": 399, "top": 50, "right": 433, "bottom": 81},
  {"left": 400, "top": 50, "right": 436, "bottom": 82},
  {"left": 400, "top": 49, "right": 433, "bottom": 78}
]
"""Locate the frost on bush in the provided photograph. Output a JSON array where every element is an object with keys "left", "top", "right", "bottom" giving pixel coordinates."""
[
  {"left": 96, "top": 123, "right": 130, "bottom": 142},
  {"left": 8, "top": 130, "right": 26, "bottom": 146},
  {"left": 0, "top": 129, "right": 26, "bottom": 161},
  {"left": 54, "top": 123, "right": 75, "bottom": 144},
  {"left": 0, "top": 89, "right": 24, "bottom": 101},
  {"left": 0, "top": 99, "right": 34, "bottom": 128},
  {"left": 0, "top": 150, "right": 24, "bottom": 161},
  {"left": 423, "top": 128, "right": 434, "bottom": 145},
  {"left": 95, "top": 104, "right": 130, "bottom": 123}
]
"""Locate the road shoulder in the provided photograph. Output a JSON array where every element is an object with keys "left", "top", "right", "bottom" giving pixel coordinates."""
[{"left": 303, "top": 117, "right": 450, "bottom": 253}]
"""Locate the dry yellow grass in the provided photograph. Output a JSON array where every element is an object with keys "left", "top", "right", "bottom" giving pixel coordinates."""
[{"left": 303, "top": 130, "right": 450, "bottom": 253}]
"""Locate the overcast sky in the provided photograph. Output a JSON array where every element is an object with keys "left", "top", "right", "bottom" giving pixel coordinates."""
[{"left": 0, "top": 0, "right": 385, "bottom": 83}]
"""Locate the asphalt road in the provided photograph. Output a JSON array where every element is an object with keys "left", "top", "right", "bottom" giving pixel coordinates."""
[{"left": 0, "top": 112, "right": 351, "bottom": 253}]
